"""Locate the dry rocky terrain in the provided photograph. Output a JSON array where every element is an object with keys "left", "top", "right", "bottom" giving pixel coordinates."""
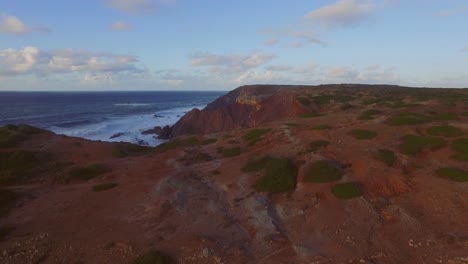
[{"left": 0, "top": 84, "right": 467, "bottom": 264}]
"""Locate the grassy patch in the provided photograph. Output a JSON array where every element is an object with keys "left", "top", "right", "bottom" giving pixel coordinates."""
[
  {"left": 350, "top": 129, "right": 377, "bottom": 140},
  {"left": 284, "top": 123, "right": 298, "bottom": 127},
  {"left": 0, "top": 150, "right": 45, "bottom": 185},
  {"left": 436, "top": 167, "right": 468, "bottom": 182},
  {"left": 451, "top": 138, "right": 468, "bottom": 161},
  {"left": 388, "top": 112, "right": 433, "bottom": 126},
  {"left": 297, "top": 96, "right": 312, "bottom": 106},
  {"left": 428, "top": 112, "right": 459, "bottom": 121},
  {"left": 155, "top": 136, "right": 200, "bottom": 152},
  {"left": 254, "top": 158, "right": 297, "bottom": 193},
  {"left": 242, "top": 156, "right": 273, "bottom": 172},
  {"left": 373, "top": 149, "right": 396, "bottom": 166},
  {"left": 69, "top": 164, "right": 111, "bottom": 181},
  {"left": 0, "top": 124, "right": 43, "bottom": 148},
  {"left": 112, "top": 143, "right": 153, "bottom": 158},
  {"left": 304, "top": 161, "right": 343, "bottom": 183},
  {"left": 400, "top": 135, "right": 447, "bottom": 155},
  {"left": 222, "top": 147, "right": 241, "bottom": 157},
  {"left": 0, "top": 189, "right": 19, "bottom": 218},
  {"left": 358, "top": 109, "right": 383, "bottom": 120},
  {"left": 299, "top": 112, "right": 324, "bottom": 118},
  {"left": 201, "top": 138, "right": 217, "bottom": 145},
  {"left": 243, "top": 128, "right": 271, "bottom": 146},
  {"left": 92, "top": 183, "right": 118, "bottom": 192},
  {"left": 331, "top": 182, "right": 363, "bottom": 199},
  {"left": 427, "top": 125, "right": 464, "bottom": 138},
  {"left": 308, "top": 140, "right": 330, "bottom": 152},
  {"left": 312, "top": 124, "right": 332, "bottom": 130},
  {"left": 132, "top": 249, "right": 173, "bottom": 264}
]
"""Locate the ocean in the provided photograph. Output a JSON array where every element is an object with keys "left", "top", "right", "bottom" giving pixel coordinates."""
[{"left": 0, "top": 91, "right": 225, "bottom": 146}]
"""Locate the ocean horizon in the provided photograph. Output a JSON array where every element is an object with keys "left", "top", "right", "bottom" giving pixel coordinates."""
[{"left": 0, "top": 91, "right": 225, "bottom": 146}]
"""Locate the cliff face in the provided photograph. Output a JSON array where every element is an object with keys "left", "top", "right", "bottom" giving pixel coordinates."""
[{"left": 170, "top": 85, "right": 317, "bottom": 137}]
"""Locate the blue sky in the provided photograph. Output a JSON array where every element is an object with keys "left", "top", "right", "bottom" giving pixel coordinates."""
[{"left": 0, "top": 0, "right": 467, "bottom": 90}]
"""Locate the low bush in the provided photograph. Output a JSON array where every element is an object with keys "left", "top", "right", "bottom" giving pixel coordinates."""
[
  {"left": 400, "top": 135, "right": 447, "bottom": 155},
  {"left": 243, "top": 128, "right": 271, "bottom": 146},
  {"left": 69, "top": 164, "right": 111, "bottom": 181},
  {"left": 155, "top": 136, "right": 200, "bottom": 152},
  {"left": 358, "top": 109, "right": 383, "bottom": 120},
  {"left": 201, "top": 138, "right": 217, "bottom": 145},
  {"left": 312, "top": 124, "right": 332, "bottom": 130},
  {"left": 222, "top": 147, "right": 241, "bottom": 157},
  {"left": 308, "top": 140, "right": 330, "bottom": 152},
  {"left": 92, "top": 183, "right": 118, "bottom": 192},
  {"left": 451, "top": 138, "right": 468, "bottom": 161},
  {"left": 284, "top": 123, "right": 298, "bottom": 127},
  {"left": 436, "top": 167, "right": 468, "bottom": 182},
  {"left": 112, "top": 143, "right": 153, "bottom": 158},
  {"left": 132, "top": 249, "right": 173, "bottom": 264},
  {"left": 0, "top": 189, "right": 19, "bottom": 218},
  {"left": 331, "top": 182, "right": 363, "bottom": 199},
  {"left": 299, "top": 112, "right": 324, "bottom": 118},
  {"left": 296, "top": 96, "right": 311, "bottom": 106},
  {"left": 388, "top": 112, "right": 433, "bottom": 126},
  {"left": 304, "top": 161, "right": 342, "bottom": 183},
  {"left": 254, "top": 158, "right": 297, "bottom": 193},
  {"left": 350, "top": 129, "right": 377, "bottom": 140},
  {"left": 242, "top": 156, "right": 273, "bottom": 172},
  {"left": 427, "top": 125, "right": 464, "bottom": 138},
  {"left": 373, "top": 149, "right": 396, "bottom": 166}
]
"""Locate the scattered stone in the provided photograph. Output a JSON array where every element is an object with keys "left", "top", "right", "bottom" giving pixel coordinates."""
[{"left": 109, "top": 132, "right": 125, "bottom": 139}]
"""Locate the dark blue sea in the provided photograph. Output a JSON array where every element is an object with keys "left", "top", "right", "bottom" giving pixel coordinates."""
[{"left": 0, "top": 91, "right": 225, "bottom": 146}]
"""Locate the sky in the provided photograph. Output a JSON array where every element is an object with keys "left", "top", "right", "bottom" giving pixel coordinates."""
[{"left": 0, "top": 0, "right": 468, "bottom": 91}]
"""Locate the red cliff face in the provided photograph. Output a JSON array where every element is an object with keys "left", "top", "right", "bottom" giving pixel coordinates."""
[{"left": 170, "top": 85, "right": 318, "bottom": 137}]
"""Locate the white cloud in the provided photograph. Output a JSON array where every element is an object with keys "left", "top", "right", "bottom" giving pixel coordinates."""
[
  {"left": 190, "top": 52, "right": 274, "bottom": 73},
  {"left": 462, "top": 46, "right": 468, "bottom": 52},
  {"left": 106, "top": 0, "right": 175, "bottom": 15},
  {"left": 111, "top": 21, "right": 132, "bottom": 31},
  {"left": 235, "top": 70, "right": 275, "bottom": 84},
  {"left": 260, "top": 27, "right": 326, "bottom": 48},
  {"left": 0, "top": 15, "right": 29, "bottom": 34},
  {"left": 306, "top": 0, "right": 375, "bottom": 29},
  {"left": 0, "top": 47, "right": 39, "bottom": 76},
  {"left": 81, "top": 73, "right": 113, "bottom": 85},
  {"left": 264, "top": 38, "right": 279, "bottom": 46},
  {"left": 265, "top": 65, "right": 293, "bottom": 72},
  {"left": 435, "top": 7, "right": 468, "bottom": 17}
]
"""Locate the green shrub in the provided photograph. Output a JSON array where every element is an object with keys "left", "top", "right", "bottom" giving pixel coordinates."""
[
  {"left": 331, "top": 182, "right": 363, "bottom": 199},
  {"left": 429, "top": 112, "right": 458, "bottom": 121},
  {"left": 112, "top": 143, "right": 153, "bottom": 158},
  {"left": 350, "top": 129, "right": 377, "bottom": 140},
  {"left": 112, "top": 149, "right": 128, "bottom": 158},
  {"left": 436, "top": 167, "right": 468, "bottom": 182},
  {"left": 312, "top": 124, "right": 332, "bottom": 130},
  {"left": 388, "top": 112, "right": 433, "bottom": 126},
  {"left": 254, "top": 158, "right": 297, "bottom": 193},
  {"left": 69, "top": 164, "right": 111, "bottom": 180},
  {"left": 308, "top": 140, "right": 330, "bottom": 152},
  {"left": 92, "top": 183, "right": 118, "bottom": 192},
  {"left": 0, "top": 189, "right": 19, "bottom": 218},
  {"left": 0, "top": 125, "right": 43, "bottom": 148},
  {"left": 358, "top": 109, "right": 383, "bottom": 120},
  {"left": 451, "top": 138, "right": 468, "bottom": 161},
  {"left": 242, "top": 156, "right": 273, "bottom": 172},
  {"left": 400, "top": 135, "right": 447, "bottom": 155},
  {"left": 299, "top": 112, "right": 324, "bottom": 118},
  {"left": 243, "top": 128, "right": 271, "bottom": 146},
  {"left": 155, "top": 136, "right": 200, "bottom": 152},
  {"left": 297, "top": 97, "right": 311, "bottom": 106},
  {"left": 132, "top": 249, "right": 173, "bottom": 264},
  {"left": 427, "top": 125, "right": 464, "bottom": 138},
  {"left": 222, "top": 147, "right": 241, "bottom": 157},
  {"left": 374, "top": 149, "right": 396, "bottom": 166},
  {"left": 304, "top": 161, "right": 342, "bottom": 183},
  {"left": 284, "top": 123, "right": 298, "bottom": 127},
  {"left": 201, "top": 138, "right": 217, "bottom": 145}
]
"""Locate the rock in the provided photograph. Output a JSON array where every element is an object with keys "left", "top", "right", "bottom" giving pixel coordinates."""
[
  {"left": 109, "top": 132, "right": 125, "bottom": 139},
  {"left": 157, "top": 125, "right": 172, "bottom": 139},
  {"left": 154, "top": 114, "right": 163, "bottom": 118},
  {"left": 142, "top": 126, "right": 163, "bottom": 135}
]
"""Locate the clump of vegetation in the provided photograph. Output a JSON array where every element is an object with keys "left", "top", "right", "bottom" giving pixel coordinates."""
[
  {"left": 92, "top": 183, "right": 118, "bottom": 192},
  {"left": 451, "top": 138, "right": 468, "bottom": 161},
  {"left": 428, "top": 112, "right": 458, "bottom": 121},
  {"left": 304, "top": 160, "right": 343, "bottom": 183},
  {"left": 373, "top": 149, "right": 396, "bottom": 166},
  {"left": 308, "top": 140, "right": 330, "bottom": 152},
  {"left": 0, "top": 189, "right": 19, "bottom": 218},
  {"left": 112, "top": 143, "right": 153, "bottom": 158},
  {"left": 296, "top": 96, "right": 311, "bottom": 106},
  {"left": 201, "top": 138, "right": 217, "bottom": 145},
  {"left": 254, "top": 158, "right": 297, "bottom": 193},
  {"left": 299, "top": 112, "right": 324, "bottom": 118},
  {"left": 400, "top": 135, "right": 447, "bottom": 155},
  {"left": 427, "top": 125, "right": 464, "bottom": 138},
  {"left": 436, "top": 167, "right": 468, "bottom": 182},
  {"left": 312, "top": 124, "right": 332, "bottom": 130},
  {"left": 0, "top": 124, "right": 43, "bottom": 148},
  {"left": 0, "top": 150, "right": 44, "bottom": 185},
  {"left": 358, "top": 109, "right": 383, "bottom": 120},
  {"left": 132, "top": 249, "right": 173, "bottom": 264},
  {"left": 69, "top": 163, "right": 111, "bottom": 181},
  {"left": 284, "top": 123, "right": 298, "bottom": 127},
  {"left": 310, "top": 94, "right": 354, "bottom": 106},
  {"left": 155, "top": 136, "right": 200, "bottom": 152},
  {"left": 242, "top": 156, "right": 273, "bottom": 172},
  {"left": 350, "top": 129, "right": 377, "bottom": 140},
  {"left": 243, "top": 128, "right": 271, "bottom": 146},
  {"left": 222, "top": 147, "right": 241, "bottom": 157},
  {"left": 388, "top": 112, "right": 433, "bottom": 126},
  {"left": 340, "top": 103, "right": 355, "bottom": 110},
  {"left": 331, "top": 182, "right": 363, "bottom": 199}
]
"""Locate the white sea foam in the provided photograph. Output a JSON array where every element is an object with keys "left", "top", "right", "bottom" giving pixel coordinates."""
[
  {"left": 49, "top": 105, "right": 202, "bottom": 147},
  {"left": 113, "top": 103, "right": 152, "bottom": 107}
]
